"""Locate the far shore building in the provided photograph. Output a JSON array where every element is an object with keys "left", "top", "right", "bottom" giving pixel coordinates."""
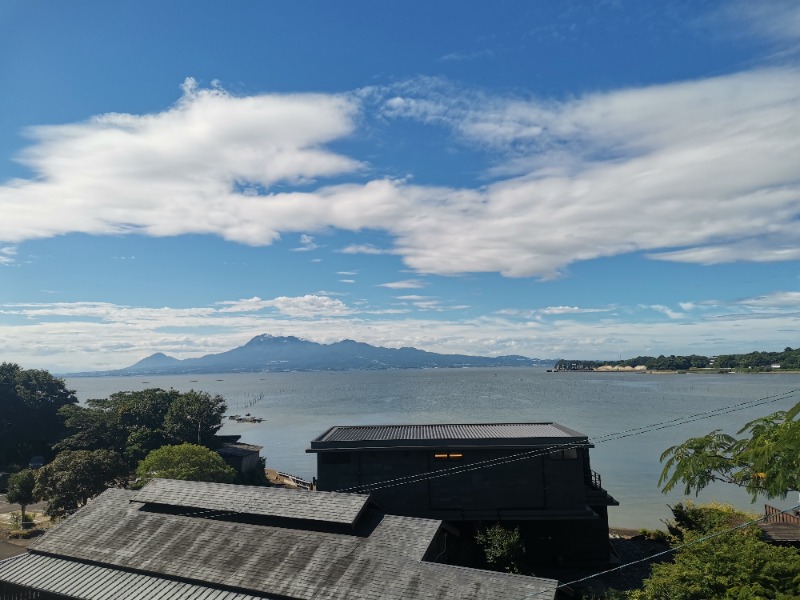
[
  {"left": 0, "top": 478, "right": 558, "bottom": 600},
  {"left": 309, "top": 422, "right": 618, "bottom": 565}
]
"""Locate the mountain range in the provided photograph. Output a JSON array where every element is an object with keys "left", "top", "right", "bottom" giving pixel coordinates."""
[{"left": 68, "top": 334, "right": 553, "bottom": 376}]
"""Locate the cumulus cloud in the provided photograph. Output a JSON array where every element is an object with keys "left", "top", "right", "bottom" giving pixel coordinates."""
[
  {"left": 0, "top": 78, "right": 362, "bottom": 245},
  {"left": 2, "top": 69, "right": 800, "bottom": 279}
]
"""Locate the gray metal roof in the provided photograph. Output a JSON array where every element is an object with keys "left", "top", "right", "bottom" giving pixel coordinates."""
[
  {"left": 0, "top": 553, "right": 271, "bottom": 600},
  {"left": 310, "top": 422, "right": 587, "bottom": 450},
  {"left": 218, "top": 443, "right": 263, "bottom": 457},
  {"left": 133, "top": 479, "right": 369, "bottom": 526},
  {"left": 16, "top": 485, "right": 558, "bottom": 600}
]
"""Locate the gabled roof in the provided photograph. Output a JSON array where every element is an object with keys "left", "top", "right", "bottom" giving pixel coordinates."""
[
  {"left": 309, "top": 422, "right": 589, "bottom": 451},
  {"left": 133, "top": 479, "right": 369, "bottom": 526},
  {"left": 7, "top": 480, "right": 558, "bottom": 600}
]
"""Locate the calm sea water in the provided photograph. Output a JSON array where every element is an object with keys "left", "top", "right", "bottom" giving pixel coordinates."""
[{"left": 65, "top": 368, "right": 800, "bottom": 529}]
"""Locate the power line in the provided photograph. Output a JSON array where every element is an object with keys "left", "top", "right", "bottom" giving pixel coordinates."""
[
  {"left": 521, "top": 502, "right": 800, "bottom": 599},
  {"left": 333, "top": 388, "right": 799, "bottom": 494}
]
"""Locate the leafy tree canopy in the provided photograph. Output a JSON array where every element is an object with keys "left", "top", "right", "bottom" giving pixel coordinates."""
[
  {"left": 135, "top": 443, "right": 236, "bottom": 485},
  {"left": 659, "top": 400, "right": 800, "bottom": 500},
  {"left": 164, "top": 391, "right": 227, "bottom": 448},
  {"left": 33, "top": 449, "right": 128, "bottom": 517},
  {"left": 633, "top": 503, "right": 800, "bottom": 600},
  {"left": 57, "top": 388, "right": 226, "bottom": 465},
  {"left": 0, "top": 363, "right": 77, "bottom": 468},
  {"left": 6, "top": 469, "right": 37, "bottom": 523}
]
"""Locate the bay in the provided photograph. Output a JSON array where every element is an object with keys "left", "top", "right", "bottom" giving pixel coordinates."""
[{"left": 65, "top": 368, "right": 800, "bottom": 529}]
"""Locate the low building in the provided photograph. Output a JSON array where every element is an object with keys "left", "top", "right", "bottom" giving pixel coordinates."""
[
  {"left": 0, "top": 478, "right": 558, "bottom": 599},
  {"left": 309, "top": 422, "right": 618, "bottom": 564},
  {"left": 217, "top": 441, "right": 264, "bottom": 473}
]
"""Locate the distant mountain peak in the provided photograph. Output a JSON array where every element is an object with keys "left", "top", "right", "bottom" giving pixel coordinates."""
[
  {"left": 246, "top": 334, "right": 301, "bottom": 346},
  {"left": 68, "top": 333, "right": 555, "bottom": 377}
]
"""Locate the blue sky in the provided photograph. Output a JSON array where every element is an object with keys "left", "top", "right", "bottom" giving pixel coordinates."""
[{"left": 1, "top": 1, "right": 799, "bottom": 372}]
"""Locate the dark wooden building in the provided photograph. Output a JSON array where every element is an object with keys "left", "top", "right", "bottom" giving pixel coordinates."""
[
  {"left": 0, "top": 478, "right": 558, "bottom": 600},
  {"left": 217, "top": 441, "right": 263, "bottom": 473},
  {"left": 308, "top": 422, "right": 618, "bottom": 564}
]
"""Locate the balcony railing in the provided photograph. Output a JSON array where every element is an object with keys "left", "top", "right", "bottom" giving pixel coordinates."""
[{"left": 586, "top": 470, "right": 603, "bottom": 491}]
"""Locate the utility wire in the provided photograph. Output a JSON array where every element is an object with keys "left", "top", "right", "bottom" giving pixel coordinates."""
[
  {"left": 521, "top": 502, "right": 800, "bottom": 599},
  {"left": 333, "top": 388, "right": 799, "bottom": 494}
]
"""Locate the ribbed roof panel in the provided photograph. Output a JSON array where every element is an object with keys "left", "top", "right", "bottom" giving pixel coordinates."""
[
  {"left": 132, "top": 479, "right": 369, "bottom": 526},
  {"left": 315, "top": 422, "right": 583, "bottom": 443}
]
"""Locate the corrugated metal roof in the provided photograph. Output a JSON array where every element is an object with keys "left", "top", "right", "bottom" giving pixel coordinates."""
[
  {"left": 15, "top": 486, "right": 558, "bottom": 600},
  {"left": 313, "top": 422, "right": 585, "bottom": 443},
  {"left": 133, "top": 479, "right": 369, "bottom": 526},
  {"left": 0, "top": 553, "right": 272, "bottom": 600}
]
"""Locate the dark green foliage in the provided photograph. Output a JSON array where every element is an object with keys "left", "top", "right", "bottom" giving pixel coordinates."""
[
  {"left": 33, "top": 449, "right": 128, "bottom": 517},
  {"left": 135, "top": 443, "right": 236, "bottom": 485},
  {"left": 659, "top": 400, "right": 800, "bottom": 500},
  {"left": 0, "top": 363, "right": 77, "bottom": 468},
  {"left": 57, "top": 388, "right": 226, "bottom": 466},
  {"left": 474, "top": 523, "right": 524, "bottom": 574},
  {"left": 163, "top": 391, "right": 227, "bottom": 447},
  {"left": 6, "top": 469, "right": 37, "bottom": 524},
  {"left": 635, "top": 503, "right": 800, "bottom": 600}
]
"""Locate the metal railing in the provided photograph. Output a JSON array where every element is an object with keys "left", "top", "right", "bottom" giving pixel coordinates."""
[
  {"left": 277, "top": 471, "right": 315, "bottom": 491},
  {"left": 586, "top": 470, "right": 603, "bottom": 491}
]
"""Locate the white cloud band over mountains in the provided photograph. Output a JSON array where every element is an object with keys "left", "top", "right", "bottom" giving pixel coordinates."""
[{"left": 2, "top": 67, "right": 799, "bottom": 279}]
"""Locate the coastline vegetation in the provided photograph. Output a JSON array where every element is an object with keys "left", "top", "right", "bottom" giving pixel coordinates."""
[{"left": 555, "top": 346, "right": 800, "bottom": 372}]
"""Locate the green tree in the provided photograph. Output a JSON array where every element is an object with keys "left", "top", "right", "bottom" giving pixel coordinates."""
[
  {"left": 659, "top": 400, "right": 800, "bottom": 500},
  {"left": 6, "top": 469, "right": 37, "bottom": 527},
  {"left": 474, "top": 523, "right": 524, "bottom": 574},
  {"left": 164, "top": 391, "right": 226, "bottom": 447},
  {"left": 0, "top": 363, "right": 77, "bottom": 467},
  {"left": 34, "top": 449, "right": 128, "bottom": 517},
  {"left": 135, "top": 443, "right": 236, "bottom": 485},
  {"left": 633, "top": 503, "right": 800, "bottom": 600},
  {"left": 56, "top": 388, "right": 225, "bottom": 466}
]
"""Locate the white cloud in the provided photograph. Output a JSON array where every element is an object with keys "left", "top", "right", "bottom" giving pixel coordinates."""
[
  {"left": 0, "top": 246, "right": 16, "bottom": 265},
  {"left": 293, "top": 234, "right": 320, "bottom": 252},
  {"left": 0, "top": 79, "right": 362, "bottom": 245},
  {"left": 339, "top": 279, "right": 355, "bottom": 284},
  {"left": 377, "top": 279, "right": 426, "bottom": 289},
  {"left": 375, "top": 68, "right": 800, "bottom": 277},
  {"left": 263, "top": 295, "right": 352, "bottom": 318},
  {"left": 2, "top": 68, "right": 800, "bottom": 279},
  {"left": 537, "top": 306, "right": 614, "bottom": 316},
  {"left": 338, "top": 244, "right": 393, "bottom": 255},
  {"left": 737, "top": 291, "right": 800, "bottom": 310},
  {"left": 647, "top": 305, "right": 685, "bottom": 320}
]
